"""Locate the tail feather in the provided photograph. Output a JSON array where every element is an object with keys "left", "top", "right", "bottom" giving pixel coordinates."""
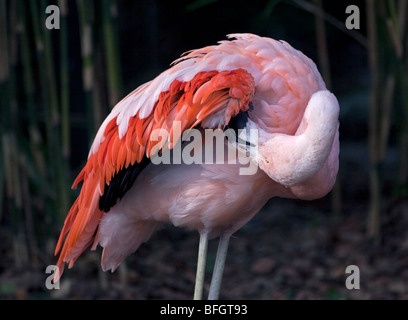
[{"left": 54, "top": 171, "right": 104, "bottom": 283}]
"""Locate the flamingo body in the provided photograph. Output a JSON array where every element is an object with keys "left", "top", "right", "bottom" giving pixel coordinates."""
[{"left": 54, "top": 34, "right": 339, "bottom": 294}]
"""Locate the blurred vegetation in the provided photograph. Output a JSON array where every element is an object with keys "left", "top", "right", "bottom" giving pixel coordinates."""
[
  {"left": 0, "top": 0, "right": 123, "bottom": 269},
  {"left": 365, "top": 0, "right": 408, "bottom": 239},
  {"left": 0, "top": 0, "right": 407, "bottom": 298}
]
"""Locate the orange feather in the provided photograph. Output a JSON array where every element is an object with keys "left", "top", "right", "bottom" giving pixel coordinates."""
[{"left": 54, "top": 68, "right": 255, "bottom": 280}]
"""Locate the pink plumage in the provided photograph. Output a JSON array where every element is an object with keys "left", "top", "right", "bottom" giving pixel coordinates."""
[{"left": 54, "top": 33, "right": 339, "bottom": 299}]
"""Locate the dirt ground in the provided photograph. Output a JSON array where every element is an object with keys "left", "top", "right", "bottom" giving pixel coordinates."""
[{"left": 1, "top": 194, "right": 408, "bottom": 300}]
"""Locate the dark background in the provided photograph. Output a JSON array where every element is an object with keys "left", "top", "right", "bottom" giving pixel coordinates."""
[{"left": 0, "top": 0, "right": 407, "bottom": 299}]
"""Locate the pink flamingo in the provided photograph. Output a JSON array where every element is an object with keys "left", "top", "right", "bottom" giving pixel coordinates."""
[{"left": 54, "top": 33, "right": 339, "bottom": 299}]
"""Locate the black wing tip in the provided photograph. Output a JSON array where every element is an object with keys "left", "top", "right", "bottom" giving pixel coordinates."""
[{"left": 99, "top": 157, "right": 151, "bottom": 212}]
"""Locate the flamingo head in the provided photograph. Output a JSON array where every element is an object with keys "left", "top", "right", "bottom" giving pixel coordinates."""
[{"left": 254, "top": 90, "right": 340, "bottom": 198}]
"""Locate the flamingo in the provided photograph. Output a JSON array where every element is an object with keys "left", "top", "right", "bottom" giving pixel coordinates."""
[{"left": 54, "top": 33, "right": 339, "bottom": 300}]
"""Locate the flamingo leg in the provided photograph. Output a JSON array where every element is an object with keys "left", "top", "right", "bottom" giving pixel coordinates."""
[
  {"left": 208, "top": 232, "right": 231, "bottom": 300},
  {"left": 194, "top": 231, "right": 208, "bottom": 300}
]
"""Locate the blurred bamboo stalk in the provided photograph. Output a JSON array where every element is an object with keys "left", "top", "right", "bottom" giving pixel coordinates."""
[
  {"left": 390, "top": 0, "right": 408, "bottom": 184},
  {"left": 101, "top": 0, "right": 123, "bottom": 109},
  {"left": 20, "top": 154, "right": 37, "bottom": 265},
  {"left": 380, "top": 0, "right": 408, "bottom": 186},
  {"left": 7, "top": 0, "right": 31, "bottom": 267},
  {"left": 0, "top": 0, "right": 9, "bottom": 89},
  {"left": 29, "top": 0, "right": 71, "bottom": 227},
  {"left": 0, "top": 146, "right": 4, "bottom": 223},
  {"left": 77, "top": 0, "right": 96, "bottom": 140},
  {"left": 2, "top": 133, "right": 28, "bottom": 267},
  {"left": 378, "top": 75, "right": 395, "bottom": 161},
  {"left": 19, "top": 0, "right": 45, "bottom": 178},
  {"left": 366, "top": 0, "right": 381, "bottom": 239},
  {"left": 0, "top": 0, "right": 126, "bottom": 271},
  {"left": 93, "top": 49, "right": 108, "bottom": 129},
  {"left": 59, "top": 0, "right": 71, "bottom": 159},
  {"left": 364, "top": 0, "right": 408, "bottom": 239},
  {"left": 29, "top": 0, "right": 54, "bottom": 156},
  {"left": 43, "top": 0, "right": 71, "bottom": 226},
  {"left": 40, "top": 0, "right": 59, "bottom": 126},
  {"left": 313, "top": 0, "right": 331, "bottom": 89},
  {"left": 17, "top": 1, "right": 45, "bottom": 263},
  {"left": 312, "top": 0, "right": 341, "bottom": 217},
  {"left": 0, "top": 0, "right": 9, "bottom": 221},
  {"left": 2, "top": 135, "right": 22, "bottom": 221}
]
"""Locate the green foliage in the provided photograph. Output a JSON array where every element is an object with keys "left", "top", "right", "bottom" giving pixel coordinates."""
[{"left": 0, "top": 0, "right": 123, "bottom": 269}]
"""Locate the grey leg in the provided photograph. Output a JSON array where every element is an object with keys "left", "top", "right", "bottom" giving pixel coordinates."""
[
  {"left": 208, "top": 232, "right": 230, "bottom": 300},
  {"left": 194, "top": 231, "right": 208, "bottom": 300}
]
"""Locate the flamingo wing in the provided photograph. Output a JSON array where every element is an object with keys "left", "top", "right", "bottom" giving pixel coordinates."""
[{"left": 54, "top": 59, "right": 255, "bottom": 278}]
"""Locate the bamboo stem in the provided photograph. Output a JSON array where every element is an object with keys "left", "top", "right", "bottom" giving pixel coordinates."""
[
  {"left": 41, "top": 0, "right": 60, "bottom": 127},
  {"left": 397, "top": 61, "right": 408, "bottom": 183},
  {"left": 19, "top": 1, "right": 47, "bottom": 180},
  {"left": 42, "top": 0, "right": 70, "bottom": 223},
  {"left": 312, "top": 0, "right": 342, "bottom": 217},
  {"left": 29, "top": 0, "right": 53, "bottom": 153},
  {"left": 396, "top": 0, "right": 408, "bottom": 184},
  {"left": 101, "top": 0, "right": 123, "bottom": 108},
  {"left": 0, "top": 0, "right": 10, "bottom": 216},
  {"left": 7, "top": 0, "right": 18, "bottom": 133},
  {"left": 0, "top": 0, "right": 9, "bottom": 86},
  {"left": 0, "top": 143, "right": 4, "bottom": 222},
  {"left": 6, "top": 0, "right": 22, "bottom": 213},
  {"left": 378, "top": 74, "right": 395, "bottom": 161},
  {"left": 366, "top": 0, "right": 381, "bottom": 240},
  {"left": 313, "top": 0, "right": 331, "bottom": 90},
  {"left": 59, "top": 0, "right": 71, "bottom": 159},
  {"left": 384, "top": 0, "right": 408, "bottom": 184},
  {"left": 0, "top": 2, "right": 10, "bottom": 223},
  {"left": 77, "top": 0, "right": 96, "bottom": 141},
  {"left": 20, "top": 154, "right": 37, "bottom": 265},
  {"left": 30, "top": 0, "right": 71, "bottom": 226}
]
